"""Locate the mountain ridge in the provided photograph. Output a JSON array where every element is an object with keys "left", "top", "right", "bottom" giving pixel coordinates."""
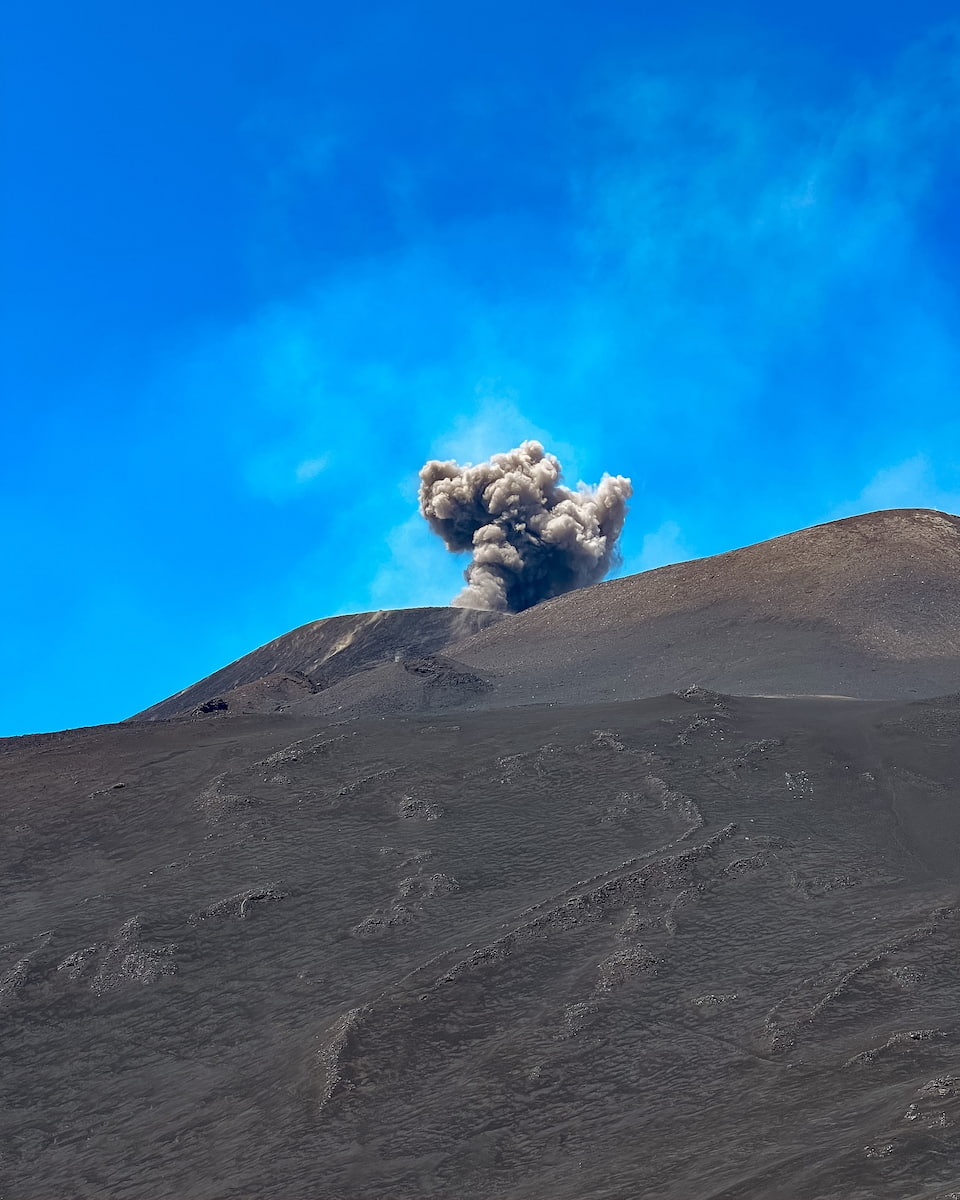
[{"left": 136, "top": 507, "right": 960, "bottom": 720}]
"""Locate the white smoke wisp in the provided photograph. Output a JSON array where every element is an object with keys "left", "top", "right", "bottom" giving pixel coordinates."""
[{"left": 418, "top": 441, "right": 633, "bottom": 613}]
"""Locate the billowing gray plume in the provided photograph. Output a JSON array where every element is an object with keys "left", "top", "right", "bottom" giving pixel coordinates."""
[{"left": 418, "top": 440, "right": 633, "bottom": 613}]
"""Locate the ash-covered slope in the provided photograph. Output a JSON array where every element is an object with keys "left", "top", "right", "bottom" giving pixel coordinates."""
[
  {"left": 449, "top": 507, "right": 960, "bottom": 704},
  {"left": 140, "top": 508, "right": 960, "bottom": 721},
  {"left": 7, "top": 691, "right": 960, "bottom": 1199},
  {"left": 8, "top": 509, "right": 960, "bottom": 1199},
  {"left": 135, "top": 605, "right": 504, "bottom": 720}
]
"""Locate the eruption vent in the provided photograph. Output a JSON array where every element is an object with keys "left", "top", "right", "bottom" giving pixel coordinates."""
[{"left": 418, "top": 440, "right": 633, "bottom": 612}]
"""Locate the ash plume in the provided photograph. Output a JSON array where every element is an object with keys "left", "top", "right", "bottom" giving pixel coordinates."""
[{"left": 418, "top": 441, "right": 633, "bottom": 613}]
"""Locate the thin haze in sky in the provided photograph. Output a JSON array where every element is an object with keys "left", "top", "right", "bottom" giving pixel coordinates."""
[{"left": 3, "top": 0, "right": 960, "bottom": 734}]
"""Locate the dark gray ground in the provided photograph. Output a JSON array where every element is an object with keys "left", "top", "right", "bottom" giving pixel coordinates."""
[{"left": 4, "top": 508, "right": 960, "bottom": 1198}]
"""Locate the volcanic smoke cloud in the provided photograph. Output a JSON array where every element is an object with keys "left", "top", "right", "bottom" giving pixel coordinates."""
[{"left": 418, "top": 441, "right": 633, "bottom": 613}]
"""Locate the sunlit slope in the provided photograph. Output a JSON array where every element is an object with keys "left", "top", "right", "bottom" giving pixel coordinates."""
[{"left": 449, "top": 508, "right": 960, "bottom": 703}]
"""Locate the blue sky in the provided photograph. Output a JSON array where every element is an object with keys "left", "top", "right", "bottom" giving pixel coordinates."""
[{"left": 3, "top": 1, "right": 960, "bottom": 735}]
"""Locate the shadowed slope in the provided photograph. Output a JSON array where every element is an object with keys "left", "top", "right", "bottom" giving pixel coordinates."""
[{"left": 135, "top": 606, "right": 504, "bottom": 720}]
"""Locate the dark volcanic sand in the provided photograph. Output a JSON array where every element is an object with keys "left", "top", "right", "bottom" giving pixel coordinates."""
[
  {"left": 5, "top": 691, "right": 960, "bottom": 1198},
  {"left": 4, "top": 508, "right": 960, "bottom": 1198}
]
